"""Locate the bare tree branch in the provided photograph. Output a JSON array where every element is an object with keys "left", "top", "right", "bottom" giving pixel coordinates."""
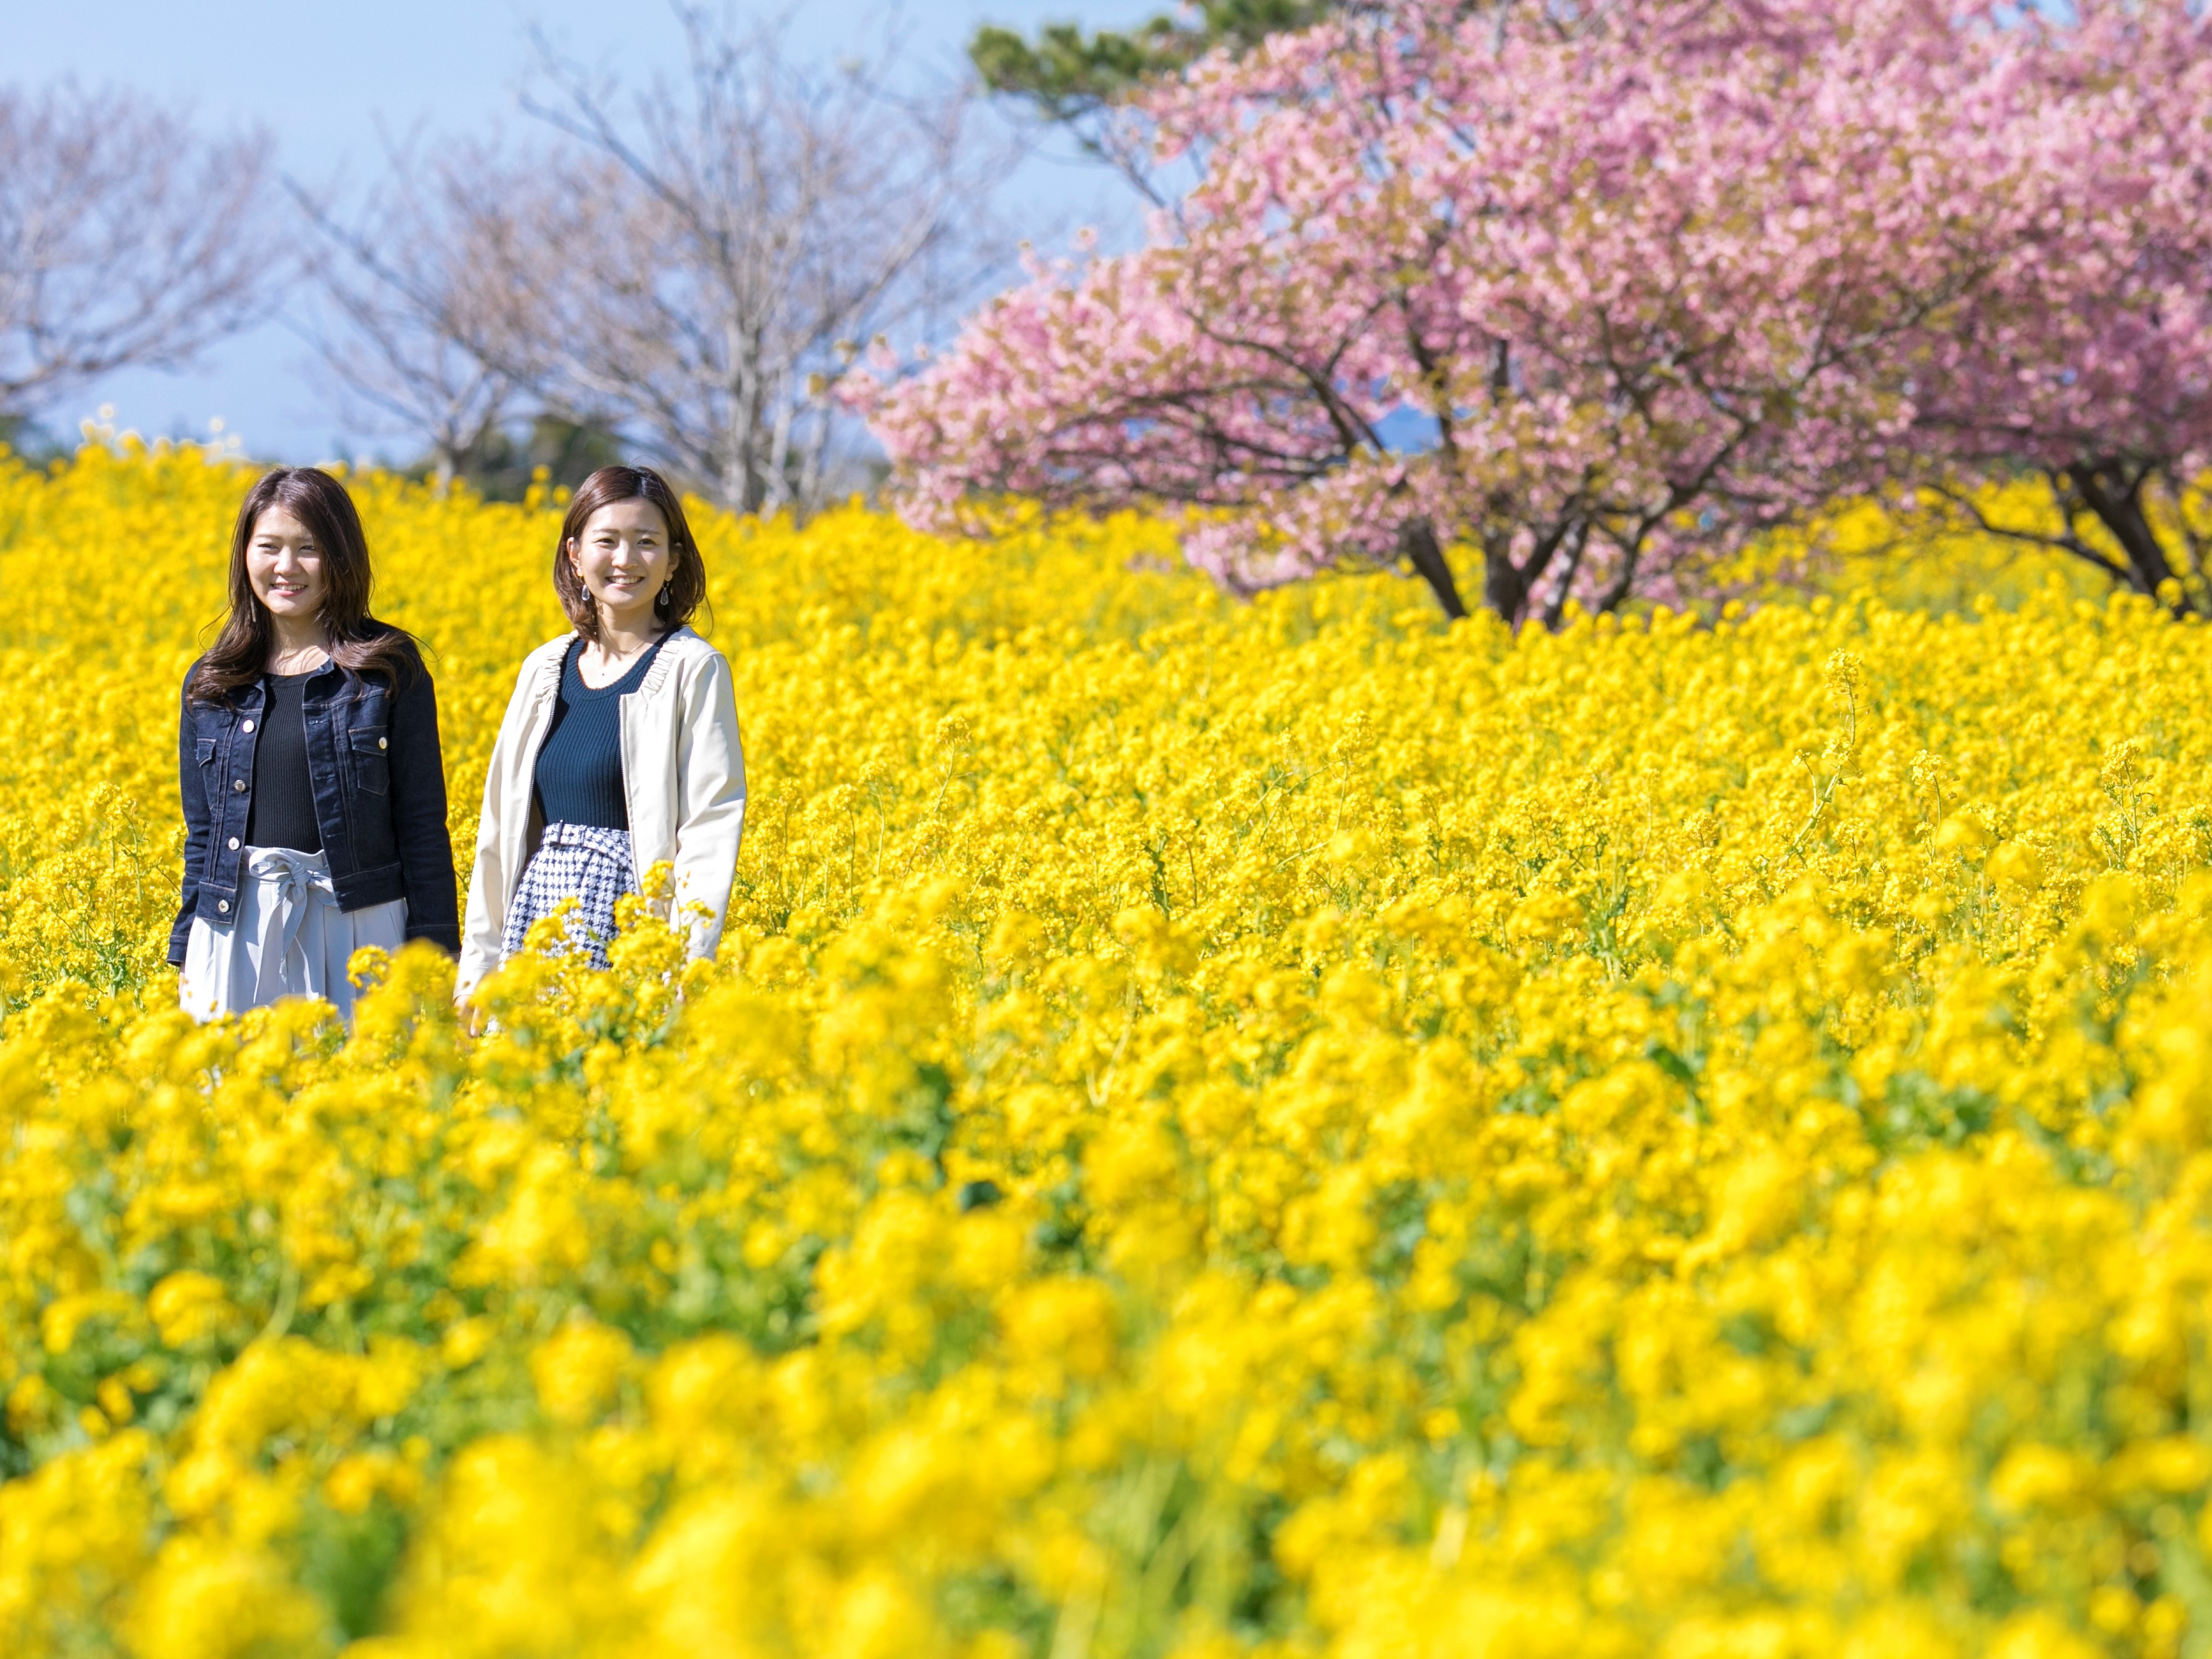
[
  {"left": 0, "top": 83, "right": 279, "bottom": 418},
  {"left": 287, "top": 133, "right": 542, "bottom": 489},
  {"left": 487, "top": 4, "right": 1015, "bottom": 516}
]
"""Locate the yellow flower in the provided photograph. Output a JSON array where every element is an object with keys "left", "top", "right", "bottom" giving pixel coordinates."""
[
  {"left": 531, "top": 1317, "right": 635, "bottom": 1427},
  {"left": 0, "top": 447, "right": 2207, "bottom": 1657}
]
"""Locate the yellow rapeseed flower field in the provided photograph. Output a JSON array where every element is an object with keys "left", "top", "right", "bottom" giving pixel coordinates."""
[{"left": 3, "top": 443, "right": 2212, "bottom": 1658}]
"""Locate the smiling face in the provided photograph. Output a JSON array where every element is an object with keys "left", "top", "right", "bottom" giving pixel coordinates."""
[
  {"left": 568, "top": 498, "right": 673, "bottom": 629},
  {"left": 246, "top": 506, "right": 328, "bottom": 625}
]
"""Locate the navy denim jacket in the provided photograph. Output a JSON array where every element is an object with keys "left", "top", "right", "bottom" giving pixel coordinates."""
[{"left": 170, "top": 635, "right": 461, "bottom": 967}]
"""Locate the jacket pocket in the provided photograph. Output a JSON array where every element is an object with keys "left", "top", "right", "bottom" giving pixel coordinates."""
[
  {"left": 196, "top": 738, "right": 219, "bottom": 807},
  {"left": 350, "top": 726, "right": 391, "bottom": 796}
]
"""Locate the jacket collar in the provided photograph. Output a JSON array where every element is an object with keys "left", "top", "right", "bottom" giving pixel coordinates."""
[
  {"left": 537, "top": 626, "right": 696, "bottom": 702},
  {"left": 640, "top": 626, "right": 695, "bottom": 696}
]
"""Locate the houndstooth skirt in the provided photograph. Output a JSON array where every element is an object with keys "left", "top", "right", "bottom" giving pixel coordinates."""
[{"left": 500, "top": 822, "right": 638, "bottom": 970}]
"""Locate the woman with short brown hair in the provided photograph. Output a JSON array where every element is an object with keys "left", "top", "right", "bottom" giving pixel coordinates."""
[{"left": 458, "top": 465, "right": 746, "bottom": 1003}]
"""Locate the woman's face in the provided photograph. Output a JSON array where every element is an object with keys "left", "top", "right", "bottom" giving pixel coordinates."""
[
  {"left": 246, "top": 506, "right": 327, "bottom": 624},
  {"left": 570, "top": 498, "right": 673, "bottom": 625}
]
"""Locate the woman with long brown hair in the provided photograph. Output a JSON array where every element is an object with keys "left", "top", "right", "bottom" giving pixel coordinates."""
[
  {"left": 173, "top": 468, "right": 459, "bottom": 1021},
  {"left": 458, "top": 464, "right": 745, "bottom": 1003}
]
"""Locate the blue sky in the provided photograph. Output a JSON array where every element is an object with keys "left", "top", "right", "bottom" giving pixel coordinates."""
[{"left": 4, "top": 0, "right": 1154, "bottom": 461}]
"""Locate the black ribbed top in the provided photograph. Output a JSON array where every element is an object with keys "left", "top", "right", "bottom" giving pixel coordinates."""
[
  {"left": 244, "top": 671, "right": 321, "bottom": 853},
  {"left": 532, "top": 635, "right": 667, "bottom": 830}
]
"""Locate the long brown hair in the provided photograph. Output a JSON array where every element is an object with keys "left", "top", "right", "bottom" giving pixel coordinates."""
[
  {"left": 187, "top": 468, "right": 417, "bottom": 704},
  {"left": 552, "top": 465, "right": 710, "bottom": 642}
]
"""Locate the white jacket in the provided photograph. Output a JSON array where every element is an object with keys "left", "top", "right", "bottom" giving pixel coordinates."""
[{"left": 458, "top": 627, "right": 746, "bottom": 998}]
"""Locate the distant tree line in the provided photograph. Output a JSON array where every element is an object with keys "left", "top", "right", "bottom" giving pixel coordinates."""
[
  {"left": 16, "top": 0, "right": 2204, "bottom": 629},
  {"left": 0, "top": 4, "right": 1323, "bottom": 508},
  {"left": 0, "top": 6, "right": 1014, "bottom": 511}
]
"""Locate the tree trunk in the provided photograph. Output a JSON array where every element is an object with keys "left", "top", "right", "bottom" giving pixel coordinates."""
[
  {"left": 796, "top": 401, "right": 833, "bottom": 521},
  {"left": 763, "top": 364, "right": 797, "bottom": 515},
  {"left": 2068, "top": 461, "right": 2190, "bottom": 611},
  {"left": 1399, "top": 520, "right": 1468, "bottom": 620},
  {"left": 1540, "top": 522, "right": 1593, "bottom": 629},
  {"left": 1480, "top": 531, "right": 1528, "bottom": 625}
]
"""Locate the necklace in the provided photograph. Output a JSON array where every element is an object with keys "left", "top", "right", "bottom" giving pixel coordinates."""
[
  {"left": 270, "top": 641, "right": 331, "bottom": 676},
  {"left": 581, "top": 631, "right": 659, "bottom": 687}
]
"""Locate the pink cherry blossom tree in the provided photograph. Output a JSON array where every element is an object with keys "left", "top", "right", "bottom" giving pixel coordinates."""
[
  {"left": 1891, "top": 0, "right": 2212, "bottom": 608},
  {"left": 863, "top": 0, "right": 2212, "bottom": 622}
]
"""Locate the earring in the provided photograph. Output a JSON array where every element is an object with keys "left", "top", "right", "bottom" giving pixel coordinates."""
[{"left": 656, "top": 581, "right": 671, "bottom": 608}]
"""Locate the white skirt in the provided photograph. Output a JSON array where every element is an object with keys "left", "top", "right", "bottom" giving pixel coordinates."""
[{"left": 179, "top": 846, "right": 408, "bottom": 1025}]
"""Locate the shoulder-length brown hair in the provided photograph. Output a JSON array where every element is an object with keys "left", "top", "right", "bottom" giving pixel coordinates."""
[
  {"left": 186, "top": 468, "right": 417, "bottom": 704},
  {"left": 553, "top": 465, "right": 710, "bottom": 642}
]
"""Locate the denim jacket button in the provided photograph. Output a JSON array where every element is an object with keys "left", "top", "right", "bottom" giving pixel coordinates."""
[
  {"left": 379, "top": 736, "right": 388, "bottom": 749},
  {"left": 228, "top": 837, "right": 240, "bottom": 850},
  {"left": 242, "top": 719, "right": 254, "bottom": 733},
  {"left": 217, "top": 900, "right": 229, "bottom": 913},
  {"left": 233, "top": 779, "right": 247, "bottom": 793}
]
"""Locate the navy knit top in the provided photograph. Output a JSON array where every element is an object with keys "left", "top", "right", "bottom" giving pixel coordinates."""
[{"left": 532, "top": 635, "right": 669, "bottom": 830}]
